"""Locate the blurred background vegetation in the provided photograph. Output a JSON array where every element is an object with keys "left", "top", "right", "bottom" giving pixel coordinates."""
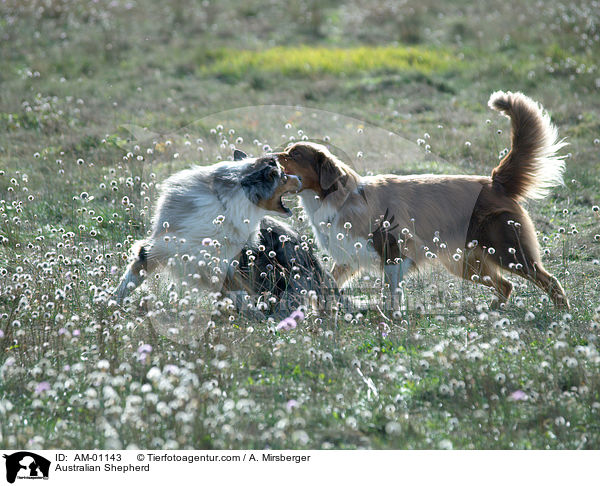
[{"left": 2, "top": 0, "right": 599, "bottom": 145}]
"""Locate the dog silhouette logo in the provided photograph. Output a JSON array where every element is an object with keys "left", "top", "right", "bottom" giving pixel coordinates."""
[{"left": 3, "top": 452, "right": 51, "bottom": 483}]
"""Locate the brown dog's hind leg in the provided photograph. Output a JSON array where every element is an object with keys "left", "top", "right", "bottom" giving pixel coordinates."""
[
  {"left": 524, "top": 264, "right": 570, "bottom": 309},
  {"left": 473, "top": 208, "right": 570, "bottom": 309},
  {"left": 440, "top": 251, "right": 513, "bottom": 308},
  {"left": 483, "top": 216, "right": 570, "bottom": 309},
  {"left": 496, "top": 246, "right": 569, "bottom": 308},
  {"left": 467, "top": 258, "right": 513, "bottom": 309},
  {"left": 487, "top": 274, "right": 513, "bottom": 310}
]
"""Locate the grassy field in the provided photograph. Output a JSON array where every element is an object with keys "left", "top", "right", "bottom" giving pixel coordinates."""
[{"left": 1, "top": 0, "right": 600, "bottom": 449}]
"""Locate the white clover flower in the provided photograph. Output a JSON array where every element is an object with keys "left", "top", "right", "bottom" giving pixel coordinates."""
[
  {"left": 147, "top": 367, "right": 162, "bottom": 381},
  {"left": 385, "top": 421, "right": 402, "bottom": 436},
  {"left": 97, "top": 360, "right": 110, "bottom": 371},
  {"left": 292, "top": 430, "right": 309, "bottom": 445}
]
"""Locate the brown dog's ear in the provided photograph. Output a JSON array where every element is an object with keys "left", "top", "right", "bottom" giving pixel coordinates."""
[
  {"left": 287, "top": 143, "right": 348, "bottom": 197},
  {"left": 318, "top": 153, "right": 348, "bottom": 197}
]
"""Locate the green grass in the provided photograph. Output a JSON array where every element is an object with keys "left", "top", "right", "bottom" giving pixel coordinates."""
[{"left": 0, "top": 0, "right": 599, "bottom": 450}]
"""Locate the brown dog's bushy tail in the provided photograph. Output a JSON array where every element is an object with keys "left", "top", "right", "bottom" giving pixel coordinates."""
[{"left": 488, "top": 91, "right": 567, "bottom": 201}]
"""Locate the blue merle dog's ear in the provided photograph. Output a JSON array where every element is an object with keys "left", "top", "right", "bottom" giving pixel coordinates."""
[{"left": 233, "top": 149, "right": 248, "bottom": 161}]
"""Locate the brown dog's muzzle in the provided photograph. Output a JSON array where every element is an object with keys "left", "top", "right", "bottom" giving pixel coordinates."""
[
  {"left": 275, "top": 152, "right": 317, "bottom": 194},
  {"left": 275, "top": 152, "right": 303, "bottom": 181},
  {"left": 274, "top": 153, "right": 292, "bottom": 168},
  {"left": 258, "top": 171, "right": 302, "bottom": 217},
  {"left": 284, "top": 174, "right": 302, "bottom": 192}
]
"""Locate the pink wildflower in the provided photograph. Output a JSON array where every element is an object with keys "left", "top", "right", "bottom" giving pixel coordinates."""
[
  {"left": 35, "top": 382, "right": 51, "bottom": 394},
  {"left": 276, "top": 317, "right": 297, "bottom": 331},
  {"left": 286, "top": 399, "right": 299, "bottom": 411},
  {"left": 509, "top": 390, "right": 529, "bottom": 401}
]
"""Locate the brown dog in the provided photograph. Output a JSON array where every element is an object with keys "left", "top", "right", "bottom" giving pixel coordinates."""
[{"left": 275, "top": 91, "right": 570, "bottom": 309}]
